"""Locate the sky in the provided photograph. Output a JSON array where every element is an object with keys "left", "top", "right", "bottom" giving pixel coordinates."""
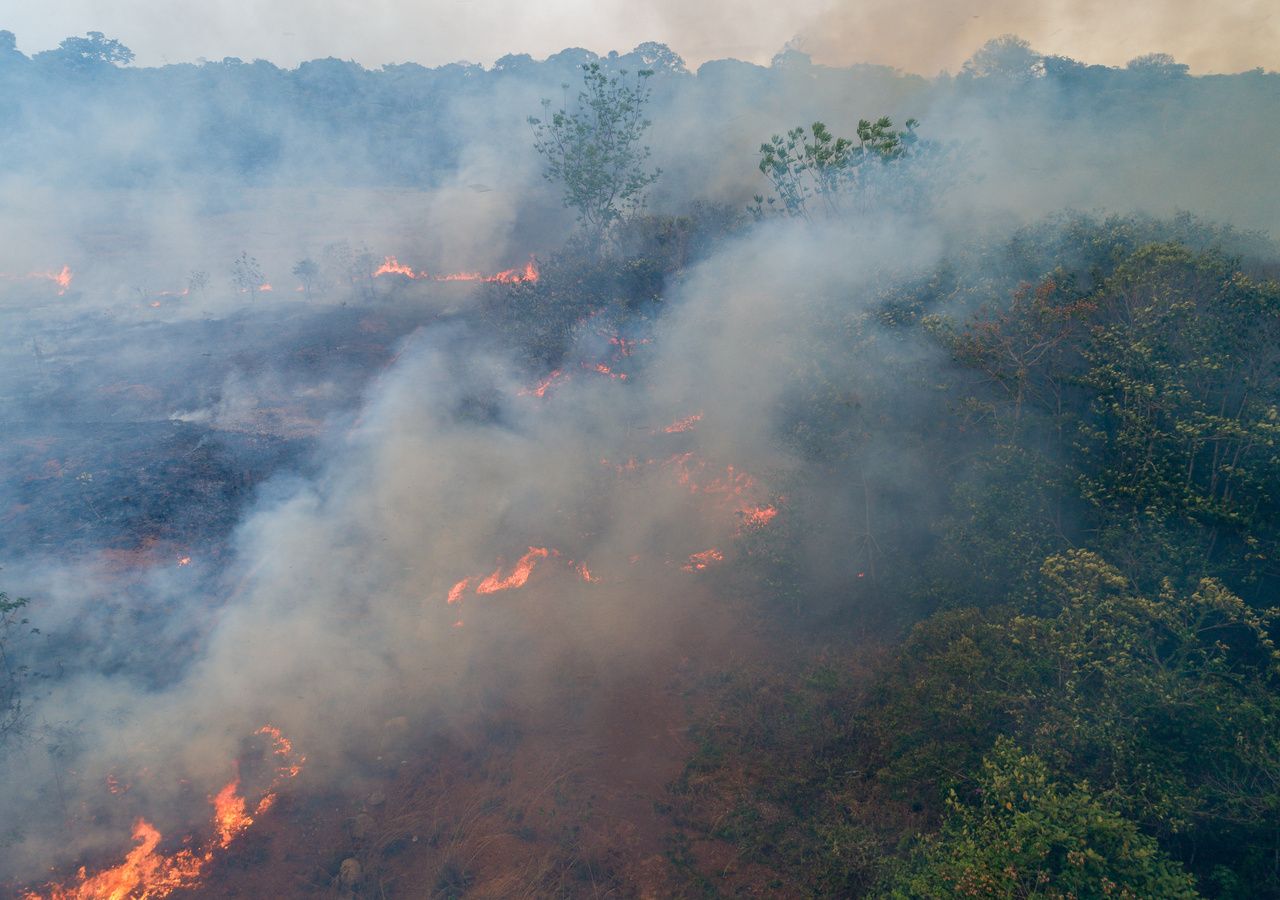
[{"left": 1, "top": 0, "right": 1276, "bottom": 74}]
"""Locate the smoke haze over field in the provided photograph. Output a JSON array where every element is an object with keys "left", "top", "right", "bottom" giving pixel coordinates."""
[
  {"left": 1, "top": 18, "right": 1279, "bottom": 897},
  {"left": 6, "top": 0, "right": 1279, "bottom": 73}
]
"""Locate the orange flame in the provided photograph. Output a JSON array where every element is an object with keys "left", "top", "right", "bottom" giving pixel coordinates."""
[
  {"left": 28, "top": 265, "right": 74, "bottom": 294},
  {"left": 256, "top": 724, "right": 304, "bottom": 779},
  {"left": 28, "top": 727, "right": 305, "bottom": 899},
  {"left": 518, "top": 369, "right": 568, "bottom": 399},
  {"left": 47, "top": 265, "right": 74, "bottom": 294},
  {"left": 739, "top": 505, "right": 778, "bottom": 527},
  {"left": 1, "top": 265, "right": 74, "bottom": 295},
  {"left": 25, "top": 819, "right": 205, "bottom": 900},
  {"left": 607, "top": 335, "right": 647, "bottom": 356},
  {"left": 683, "top": 548, "right": 724, "bottom": 572},
  {"left": 487, "top": 258, "right": 539, "bottom": 284},
  {"left": 177, "top": 557, "right": 191, "bottom": 567},
  {"left": 211, "top": 780, "right": 252, "bottom": 848},
  {"left": 448, "top": 547, "right": 601, "bottom": 606},
  {"left": 476, "top": 547, "right": 550, "bottom": 594},
  {"left": 663, "top": 413, "right": 702, "bottom": 434},
  {"left": 667, "top": 453, "right": 756, "bottom": 499},
  {"left": 591, "top": 363, "right": 627, "bottom": 381},
  {"left": 373, "top": 256, "right": 539, "bottom": 284},
  {"left": 374, "top": 256, "right": 418, "bottom": 278}
]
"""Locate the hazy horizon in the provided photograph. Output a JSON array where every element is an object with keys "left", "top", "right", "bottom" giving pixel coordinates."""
[{"left": 5, "top": 0, "right": 1278, "bottom": 74}]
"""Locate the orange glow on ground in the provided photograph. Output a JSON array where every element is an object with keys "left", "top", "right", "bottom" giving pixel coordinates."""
[{"left": 683, "top": 548, "right": 725, "bottom": 572}]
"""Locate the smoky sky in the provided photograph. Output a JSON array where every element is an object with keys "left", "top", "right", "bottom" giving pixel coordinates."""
[{"left": 4, "top": 0, "right": 1276, "bottom": 73}]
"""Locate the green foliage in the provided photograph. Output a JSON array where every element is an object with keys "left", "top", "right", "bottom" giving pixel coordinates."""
[
  {"left": 529, "top": 63, "right": 662, "bottom": 234},
  {"left": 1075, "top": 246, "right": 1280, "bottom": 591},
  {"left": 750, "top": 117, "right": 920, "bottom": 220},
  {"left": 941, "top": 242, "right": 1280, "bottom": 595},
  {"left": 871, "top": 551, "right": 1280, "bottom": 893},
  {"left": 891, "top": 739, "right": 1199, "bottom": 899}
]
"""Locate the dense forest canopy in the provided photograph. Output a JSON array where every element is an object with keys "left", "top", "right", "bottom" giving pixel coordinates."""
[{"left": 0, "top": 25, "right": 1278, "bottom": 900}]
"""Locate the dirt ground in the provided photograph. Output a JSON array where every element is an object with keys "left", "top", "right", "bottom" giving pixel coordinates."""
[{"left": 185, "top": 582, "right": 797, "bottom": 899}]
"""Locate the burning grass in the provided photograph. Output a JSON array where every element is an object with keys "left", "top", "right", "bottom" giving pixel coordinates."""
[{"left": 24, "top": 727, "right": 304, "bottom": 900}]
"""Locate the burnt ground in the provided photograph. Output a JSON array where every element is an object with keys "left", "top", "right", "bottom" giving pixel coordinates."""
[
  {"left": 1, "top": 290, "right": 457, "bottom": 685},
  {"left": 3, "top": 283, "right": 869, "bottom": 898},
  {"left": 185, "top": 584, "right": 837, "bottom": 900},
  {"left": 0, "top": 291, "right": 460, "bottom": 563}
]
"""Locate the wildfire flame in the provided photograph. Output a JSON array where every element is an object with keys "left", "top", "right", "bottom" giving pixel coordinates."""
[
  {"left": 683, "top": 548, "right": 725, "bottom": 572},
  {"left": 447, "top": 547, "right": 597, "bottom": 606},
  {"left": 26, "top": 820, "right": 205, "bottom": 900},
  {"left": 373, "top": 256, "right": 416, "bottom": 278},
  {"left": 476, "top": 547, "right": 550, "bottom": 594},
  {"left": 590, "top": 363, "right": 627, "bottom": 381},
  {"left": 257, "top": 724, "right": 305, "bottom": 779},
  {"left": 607, "top": 335, "right": 649, "bottom": 357},
  {"left": 211, "top": 780, "right": 252, "bottom": 848},
  {"left": 26, "top": 727, "right": 304, "bottom": 900},
  {"left": 662, "top": 413, "right": 703, "bottom": 434},
  {"left": 1, "top": 265, "right": 74, "bottom": 295},
  {"left": 518, "top": 369, "right": 569, "bottom": 399},
  {"left": 739, "top": 505, "right": 778, "bottom": 527},
  {"left": 372, "top": 255, "right": 539, "bottom": 284},
  {"left": 44, "top": 265, "right": 74, "bottom": 294}
]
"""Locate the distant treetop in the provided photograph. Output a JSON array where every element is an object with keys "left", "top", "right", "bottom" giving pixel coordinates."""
[
  {"left": 36, "top": 31, "right": 134, "bottom": 70},
  {"left": 960, "top": 34, "right": 1044, "bottom": 81},
  {"left": 1126, "top": 52, "right": 1190, "bottom": 76}
]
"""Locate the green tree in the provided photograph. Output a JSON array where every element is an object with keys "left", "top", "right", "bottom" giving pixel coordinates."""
[
  {"left": 892, "top": 739, "right": 1199, "bottom": 899},
  {"left": 940, "top": 241, "right": 1280, "bottom": 594},
  {"left": 750, "top": 117, "right": 921, "bottom": 220},
  {"left": 1073, "top": 245, "right": 1280, "bottom": 592},
  {"left": 871, "top": 551, "right": 1280, "bottom": 894},
  {"left": 529, "top": 63, "right": 662, "bottom": 236}
]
